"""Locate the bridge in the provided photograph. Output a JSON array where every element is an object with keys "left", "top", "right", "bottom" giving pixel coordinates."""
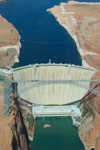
[{"left": 12, "top": 63, "right": 98, "bottom": 105}]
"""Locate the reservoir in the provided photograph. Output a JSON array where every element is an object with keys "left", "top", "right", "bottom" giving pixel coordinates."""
[
  {"left": 0, "top": 0, "right": 97, "bottom": 149},
  {"left": 0, "top": 0, "right": 82, "bottom": 66}
]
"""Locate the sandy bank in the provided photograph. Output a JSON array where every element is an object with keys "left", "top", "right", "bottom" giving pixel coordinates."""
[
  {"left": 0, "top": 15, "right": 21, "bottom": 68},
  {"left": 47, "top": 1, "right": 100, "bottom": 70}
]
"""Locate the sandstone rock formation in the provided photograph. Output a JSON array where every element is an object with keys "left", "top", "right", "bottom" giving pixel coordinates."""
[
  {"left": 79, "top": 71, "right": 100, "bottom": 150},
  {"left": 0, "top": 81, "right": 34, "bottom": 150},
  {"left": 47, "top": 1, "right": 100, "bottom": 70},
  {"left": 0, "top": 15, "right": 21, "bottom": 68}
]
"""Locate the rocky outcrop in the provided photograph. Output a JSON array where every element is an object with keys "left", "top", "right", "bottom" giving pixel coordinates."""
[
  {"left": 47, "top": 1, "right": 100, "bottom": 70},
  {"left": 0, "top": 81, "right": 34, "bottom": 150},
  {"left": 79, "top": 71, "right": 100, "bottom": 150},
  {"left": 19, "top": 100, "right": 35, "bottom": 141},
  {"left": 0, "top": 14, "right": 35, "bottom": 150},
  {"left": 0, "top": 15, "right": 21, "bottom": 68},
  {"left": 10, "top": 98, "right": 29, "bottom": 150},
  {"left": 0, "top": 82, "right": 13, "bottom": 150}
]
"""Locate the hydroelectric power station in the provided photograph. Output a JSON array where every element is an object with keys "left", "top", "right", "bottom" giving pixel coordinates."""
[{"left": 12, "top": 63, "right": 97, "bottom": 119}]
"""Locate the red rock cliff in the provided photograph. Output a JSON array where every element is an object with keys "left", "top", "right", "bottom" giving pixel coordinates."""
[
  {"left": 0, "top": 15, "right": 21, "bottom": 68},
  {"left": 47, "top": 1, "right": 100, "bottom": 70},
  {"left": 0, "top": 81, "right": 34, "bottom": 150}
]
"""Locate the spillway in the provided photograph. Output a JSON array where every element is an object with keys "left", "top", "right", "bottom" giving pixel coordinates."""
[{"left": 13, "top": 64, "right": 96, "bottom": 105}]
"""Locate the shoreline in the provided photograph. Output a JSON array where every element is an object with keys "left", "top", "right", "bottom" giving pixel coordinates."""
[
  {"left": 47, "top": 9, "right": 97, "bottom": 70},
  {"left": 0, "top": 15, "right": 21, "bottom": 68},
  {"left": 0, "top": 41, "right": 21, "bottom": 68},
  {"left": 47, "top": 1, "right": 100, "bottom": 71},
  {"left": 68, "top": 1, "right": 100, "bottom": 5}
]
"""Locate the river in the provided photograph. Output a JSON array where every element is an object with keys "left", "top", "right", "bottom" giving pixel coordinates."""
[
  {"left": 0, "top": 0, "right": 97, "bottom": 149},
  {"left": 30, "top": 117, "right": 84, "bottom": 150}
]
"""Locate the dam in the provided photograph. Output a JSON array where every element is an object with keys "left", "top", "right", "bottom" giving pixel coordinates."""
[{"left": 12, "top": 63, "right": 97, "bottom": 106}]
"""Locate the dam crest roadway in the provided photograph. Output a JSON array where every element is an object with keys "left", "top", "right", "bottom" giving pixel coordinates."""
[{"left": 12, "top": 63, "right": 98, "bottom": 105}]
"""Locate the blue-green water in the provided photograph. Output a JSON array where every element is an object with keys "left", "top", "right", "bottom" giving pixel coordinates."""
[
  {"left": 0, "top": 0, "right": 98, "bottom": 149},
  {"left": 30, "top": 117, "right": 84, "bottom": 150}
]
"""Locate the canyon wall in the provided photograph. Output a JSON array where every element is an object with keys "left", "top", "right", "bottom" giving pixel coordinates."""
[
  {"left": 0, "top": 15, "right": 21, "bottom": 68},
  {"left": 79, "top": 71, "right": 100, "bottom": 150},
  {"left": 47, "top": 1, "right": 100, "bottom": 70},
  {"left": 0, "top": 13, "right": 36, "bottom": 150},
  {"left": 0, "top": 80, "right": 34, "bottom": 150}
]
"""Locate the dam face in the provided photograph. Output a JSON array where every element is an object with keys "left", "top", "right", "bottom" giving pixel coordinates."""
[{"left": 13, "top": 64, "right": 96, "bottom": 105}]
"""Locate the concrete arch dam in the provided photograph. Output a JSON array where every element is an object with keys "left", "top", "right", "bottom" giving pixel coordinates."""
[{"left": 13, "top": 64, "right": 96, "bottom": 105}]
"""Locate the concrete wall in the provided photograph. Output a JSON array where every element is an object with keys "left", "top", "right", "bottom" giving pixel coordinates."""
[
  {"left": 13, "top": 64, "right": 96, "bottom": 105},
  {"left": 32, "top": 104, "right": 81, "bottom": 117}
]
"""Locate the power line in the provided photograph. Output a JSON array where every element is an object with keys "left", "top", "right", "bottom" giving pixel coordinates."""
[
  {"left": 21, "top": 39, "right": 72, "bottom": 44},
  {"left": 0, "top": 39, "right": 72, "bottom": 44}
]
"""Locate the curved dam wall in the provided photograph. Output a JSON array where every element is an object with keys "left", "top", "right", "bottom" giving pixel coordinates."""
[{"left": 13, "top": 64, "right": 96, "bottom": 105}]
